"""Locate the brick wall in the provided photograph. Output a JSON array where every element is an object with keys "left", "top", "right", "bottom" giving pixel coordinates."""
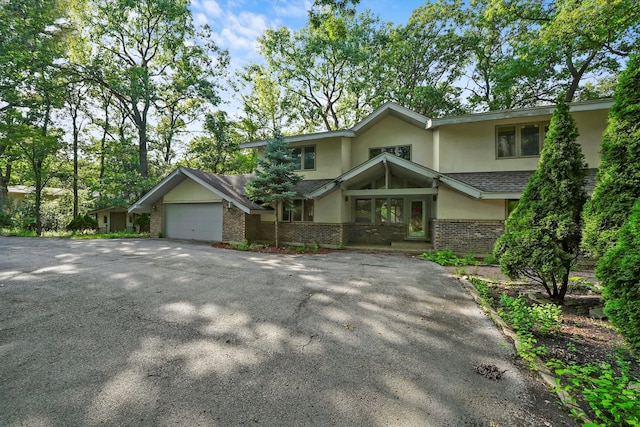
[
  {"left": 279, "top": 222, "right": 346, "bottom": 246},
  {"left": 432, "top": 219, "right": 505, "bottom": 255},
  {"left": 222, "top": 202, "right": 246, "bottom": 242},
  {"left": 346, "top": 223, "right": 407, "bottom": 244},
  {"left": 149, "top": 199, "right": 164, "bottom": 238}
]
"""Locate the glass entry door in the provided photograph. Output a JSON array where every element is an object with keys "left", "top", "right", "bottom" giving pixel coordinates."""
[{"left": 408, "top": 200, "right": 427, "bottom": 238}]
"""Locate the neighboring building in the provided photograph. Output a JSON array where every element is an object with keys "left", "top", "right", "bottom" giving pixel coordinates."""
[
  {"left": 89, "top": 207, "right": 149, "bottom": 233},
  {"left": 7, "top": 185, "right": 66, "bottom": 203},
  {"left": 129, "top": 100, "right": 611, "bottom": 254}
]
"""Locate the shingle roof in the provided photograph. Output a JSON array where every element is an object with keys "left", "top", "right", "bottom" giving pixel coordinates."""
[
  {"left": 442, "top": 169, "right": 598, "bottom": 194},
  {"left": 183, "top": 168, "right": 332, "bottom": 206}
]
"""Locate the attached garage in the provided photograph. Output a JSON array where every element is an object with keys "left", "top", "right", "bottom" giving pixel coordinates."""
[{"left": 165, "top": 202, "right": 223, "bottom": 241}]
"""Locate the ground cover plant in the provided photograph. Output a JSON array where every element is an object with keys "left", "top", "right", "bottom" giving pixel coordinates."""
[{"left": 461, "top": 268, "right": 640, "bottom": 426}]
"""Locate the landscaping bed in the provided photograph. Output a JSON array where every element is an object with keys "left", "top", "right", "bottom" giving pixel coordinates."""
[{"left": 458, "top": 265, "right": 640, "bottom": 426}]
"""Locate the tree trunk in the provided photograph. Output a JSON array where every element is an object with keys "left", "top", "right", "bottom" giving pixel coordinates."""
[
  {"left": 72, "top": 108, "right": 79, "bottom": 218},
  {"left": 274, "top": 201, "right": 280, "bottom": 248}
]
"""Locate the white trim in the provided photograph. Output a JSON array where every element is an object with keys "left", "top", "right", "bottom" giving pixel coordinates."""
[
  {"left": 344, "top": 188, "right": 438, "bottom": 196},
  {"left": 307, "top": 153, "right": 439, "bottom": 199},
  {"left": 427, "top": 99, "right": 613, "bottom": 129},
  {"left": 351, "top": 101, "right": 430, "bottom": 133},
  {"left": 128, "top": 167, "right": 254, "bottom": 214},
  {"left": 240, "top": 130, "right": 354, "bottom": 149}
]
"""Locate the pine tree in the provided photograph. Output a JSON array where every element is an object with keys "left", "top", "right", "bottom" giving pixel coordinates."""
[
  {"left": 494, "top": 99, "right": 587, "bottom": 303},
  {"left": 245, "top": 133, "right": 302, "bottom": 248},
  {"left": 582, "top": 53, "right": 640, "bottom": 259}
]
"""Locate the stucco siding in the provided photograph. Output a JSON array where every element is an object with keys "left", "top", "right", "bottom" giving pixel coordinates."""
[
  {"left": 437, "top": 187, "right": 505, "bottom": 220},
  {"left": 436, "top": 109, "right": 607, "bottom": 173},
  {"left": 163, "top": 179, "right": 222, "bottom": 203},
  {"left": 314, "top": 190, "right": 348, "bottom": 223},
  {"left": 351, "top": 115, "right": 433, "bottom": 168},
  {"left": 290, "top": 138, "right": 343, "bottom": 179}
]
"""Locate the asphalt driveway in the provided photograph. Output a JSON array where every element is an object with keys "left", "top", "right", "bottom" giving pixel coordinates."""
[{"left": 0, "top": 237, "right": 570, "bottom": 426}]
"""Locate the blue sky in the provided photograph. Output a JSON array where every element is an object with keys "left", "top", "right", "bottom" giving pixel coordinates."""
[{"left": 189, "top": 0, "right": 427, "bottom": 71}]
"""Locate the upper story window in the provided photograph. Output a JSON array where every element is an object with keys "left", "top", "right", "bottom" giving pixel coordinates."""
[
  {"left": 369, "top": 145, "right": 411, "bottom": 161},
  {"left": 290, "top": 145, "right": 315, "bottom": 170},
  {"left": 496, "top": 123, "right": 549, "bottom": 158}
]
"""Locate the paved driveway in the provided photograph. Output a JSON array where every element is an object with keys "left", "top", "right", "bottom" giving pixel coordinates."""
[{"left": 0, "top": 237, "right": 568, "bottom": 426}]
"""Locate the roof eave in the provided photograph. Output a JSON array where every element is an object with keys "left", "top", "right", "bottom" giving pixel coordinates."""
[
  {"left": 427, "top": 99, "right": 613, "bottom": 129},
  {"left": 240, "top": 130, "right": 355, "bottom": 149}
]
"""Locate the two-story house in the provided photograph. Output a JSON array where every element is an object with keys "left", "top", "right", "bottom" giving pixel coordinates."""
[{"left": 129, "top": 99, "right": 611, "bottom": 254}]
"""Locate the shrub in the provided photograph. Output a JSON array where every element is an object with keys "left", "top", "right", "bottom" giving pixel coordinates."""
[
  {"left": 582, "top": 53, "right": 640, "bottom": 259},
  {"left": 66, "top": 214, "right": 99, "bottom": 232},
  {"left": 494, "top": 99, "right": 587, "bottom": 303},
  {"left": 498, "top": 293, "right": 562, "bottom": 337},
  {"left": 420, "top": 249, "right": 462, "bottom": 266}
]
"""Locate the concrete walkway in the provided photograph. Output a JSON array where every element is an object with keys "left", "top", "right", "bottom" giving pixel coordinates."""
[{"left": 0, "top": 237, "right": 571, "bottom": 426}]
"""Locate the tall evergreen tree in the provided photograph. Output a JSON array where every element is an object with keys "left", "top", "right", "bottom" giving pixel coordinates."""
[
  {"left": 596, "top": 199, "right": 640, "bottom": 353},
  {"left": 582, "top": 53, "right": 640, "bottom": 259},
  {"left": 244, "top": 133, "right": 302, "bottom": 248},
  {"left": 494, "top": 99, "right": 587, "bottom": 303}
]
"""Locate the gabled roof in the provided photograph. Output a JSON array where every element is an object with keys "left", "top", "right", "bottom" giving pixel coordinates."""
[
  {"left": 307, "top": 153, "right": 439, "bottom": 198},
  {"left": 240, "top": 102, "right": 430, "bottom": 149},
  {"left": 128, "top": 167, "right": 334, "bottom": 214},
  {"left": 128, "top": 167, "right": 265, "bottom": 214},
  {"left": 427, "top": 99, "right": 613, "bottom": 129}
]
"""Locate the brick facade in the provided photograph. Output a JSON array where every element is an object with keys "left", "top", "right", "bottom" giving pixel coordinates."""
[
  {"left": 149, "top": 198, "right": 164, "bottom": 238},
  {"left": 345, "top": 223, "right": 408, "bottom": 244},
  {"left": 222, "top": 201, "right": 246, "bottom": 242},
  {"left": 432, "top": 219, "right": 505, "bottom": 255}
]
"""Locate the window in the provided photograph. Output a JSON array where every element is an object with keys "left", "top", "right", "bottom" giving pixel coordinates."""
[
  {"left": 369, "top": 145, "right": 411, "bottom": 161},
  {"left": 283, "top": 200, "right": 314, "bottom": 222},
  {"left": 290, "top": 146, "right": 315, "bottom": 170},
  {"left": 357, "top": 197, "right": 404, "bottom": 224},
  {"left": 507, "top": 199, "right": 519, "bottom": 217},
  {"left": 355, "top": 199, "right": 372, "bottom": 223},
  {"left": 496, "top": 123, "right": 548, "bottom": 158}
]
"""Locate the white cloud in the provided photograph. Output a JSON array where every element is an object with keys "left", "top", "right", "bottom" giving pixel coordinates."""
[
  {"left": 273, "top": 0, "right": 312, "bottom": 19},
  {"left": 191, "top": 0, "right": 223, "bottom": 18}
]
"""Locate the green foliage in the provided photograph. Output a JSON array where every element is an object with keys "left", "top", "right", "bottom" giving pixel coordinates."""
[
  {"left": 483, "top": 253, "right": 499, "bottom": 265},
  {"left": 550, "top": 355, "right": 640, "bottom": 426},
  {"left": 420, "top": 250, "right": 480, "bottom": 267},
  {"left": 230, "top": 239, "right": 250, "bottom": 251},
  {"left": 470, "top": 277, "right": 494, "bottom": 305},
  {"left": 245, "top": 133, "right": 302, "bottom": 247},
  {"left": 494, "top": 99, "right": 587, "bottom": 303},
  {"left": 499, "top": 293, "right": 562, "bottom": 337},
  {"left": 255, "top": 10, "right": 386, "bottom": 132},
  {"left": 420, "top": 249, "right": 460, "bottom": 266},
  {"left": 583, "top": 53, "right": 640, "bottom": 259},
  {"left": 183, "top": 111, "right": 255, "bottom": 174},
  {"left": 596, "top": 199, "right": 640, "bottom": 354},
  {"left": 66, "top": 214, "right": 98, "bottom": 231}
]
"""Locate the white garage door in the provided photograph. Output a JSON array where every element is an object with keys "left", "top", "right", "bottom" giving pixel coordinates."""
[{"left": 164, "top": 203, "right": 223, "bottom": 241}]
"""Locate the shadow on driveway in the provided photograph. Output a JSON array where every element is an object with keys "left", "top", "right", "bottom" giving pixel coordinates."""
[{"left": 0, "top": 237, "right": 572, "bottom": 426}]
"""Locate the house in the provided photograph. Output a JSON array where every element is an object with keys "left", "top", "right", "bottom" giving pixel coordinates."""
[
  {"left": 129, "top": 99, "right": 611, "bottom": 254},
  {"left": 89, "top": 207, "right": 143, "bottom": 233},
  {"left": 7, "top": 185, "right": 66, "bottom": 203}
]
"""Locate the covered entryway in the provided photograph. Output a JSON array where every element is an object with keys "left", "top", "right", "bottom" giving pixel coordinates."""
[
  {"left": 110, "top": 212, "right": 127, "bottom": 232},
  {"left": 164, "top": 203, "right": 223, "bottom": 241}
]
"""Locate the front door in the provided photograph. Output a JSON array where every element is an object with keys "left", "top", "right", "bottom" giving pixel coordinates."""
[{"left": 408, "top": 200, "right": 427, "bottom": 238}]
